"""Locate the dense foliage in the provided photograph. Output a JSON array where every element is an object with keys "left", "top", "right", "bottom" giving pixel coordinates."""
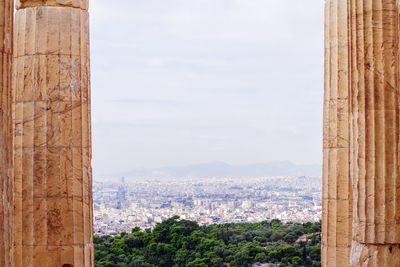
[{"left": 95, "top": 216, "right": 321, "bottom": 267}]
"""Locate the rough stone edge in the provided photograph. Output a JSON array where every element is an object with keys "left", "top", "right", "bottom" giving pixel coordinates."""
[
  {"left": 350, "top": 241, "right": 400, "bottom": 267},
  {"left": 16, "top": 0, "right": 88, "bottom": 10}
]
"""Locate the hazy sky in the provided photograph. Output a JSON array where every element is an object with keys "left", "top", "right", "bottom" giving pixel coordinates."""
[{"left": 90, "top": 0, "right": 324, "bottom": 178}]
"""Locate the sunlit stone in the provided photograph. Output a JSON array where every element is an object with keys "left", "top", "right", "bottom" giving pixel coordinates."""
[
  {"left": 324, "top": 0, "right": 400, "bottom": 266},
  {"left": 322, "top": 0, "right": 352, "bottom": 265},
  {"left": 12, "top": 0, "right": 94, "bottom": 266}
]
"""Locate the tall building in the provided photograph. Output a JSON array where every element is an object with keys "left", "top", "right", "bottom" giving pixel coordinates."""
[{"left": 116, "top": 177, "right": 127, "bottom": 209}]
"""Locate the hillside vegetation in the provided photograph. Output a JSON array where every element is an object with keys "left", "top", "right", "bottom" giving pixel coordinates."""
[{"left": 95, "top": 216, "right": 321, "bottom": 267}]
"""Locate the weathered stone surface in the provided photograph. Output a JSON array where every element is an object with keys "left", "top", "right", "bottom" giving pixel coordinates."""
[
  {"left": 348, "top": 0, "right": 400, "bottom": 265},
  {"left": 16, "top": 0, "right": 89, "bottom": 10},
  {"left": 350, "top": 241, "right": 400, "bottom": 267},
  {"left": 324, "top": 0, "right": 400, "bottom": 266},
  {"left": 12, "top": 2, "right": 93, "bottom": 267},
  {"left": 0, "top": 0, "right": 13, "bottom": 266},
  {"left": 322, "top": 0, "right": 352, "bottom": 265}
]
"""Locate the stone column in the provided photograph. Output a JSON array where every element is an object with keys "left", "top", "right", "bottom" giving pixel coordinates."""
[
  {"left": 322, "top": 0, "right": 352, "bottom": 266},
  {"left": 0, "top": 0, "right": 13, "bottom": 266},
  {"left": 349, "top": 0, "right": 400, "bottom": 265},
  {"left": 12, "top": 0, "right": 93, "bottom": 266}
]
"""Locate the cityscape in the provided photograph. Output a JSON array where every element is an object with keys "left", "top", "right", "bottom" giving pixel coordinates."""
[{"left": 93, "top": 175, "right": 322, "bottom": 235}]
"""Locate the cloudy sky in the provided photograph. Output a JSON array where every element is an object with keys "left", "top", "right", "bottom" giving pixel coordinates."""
[{"left": 90, "top": 0, "right": 324, "bottom": 178}]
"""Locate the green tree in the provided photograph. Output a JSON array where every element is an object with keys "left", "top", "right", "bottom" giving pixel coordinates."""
[
  {"left": 255, "top": 252, "right": 266, "bottom": 262},
  {"left": 94, "top": 217, "right": 321, "bottom": 267},
  {"left": 187, "top": 258, "right": 208, "bottom": 267},
  {"left": 291, "top": 256, "right": 302, "bottom": 266}
]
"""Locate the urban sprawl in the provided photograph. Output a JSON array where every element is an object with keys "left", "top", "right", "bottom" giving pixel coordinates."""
[{"left": 93, "top": 176, "right": 322, "bottom": 235}]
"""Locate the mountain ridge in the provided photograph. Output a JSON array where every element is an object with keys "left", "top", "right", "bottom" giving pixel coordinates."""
[{"left": 120, "top": 161, "right": 322, "bottom": 180}]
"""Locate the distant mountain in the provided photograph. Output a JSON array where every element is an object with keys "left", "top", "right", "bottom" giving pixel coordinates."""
[{"left": 122, "top": 161, "right": 321, "bottom": 180}]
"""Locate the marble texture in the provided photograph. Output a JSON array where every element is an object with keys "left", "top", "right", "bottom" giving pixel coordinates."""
[
  {"left": 322, "top": 0, "right": 352, "bottom": 265},
  {"left": 12, "top": 1, "right": 94, "bottom": 266},
  {"left": 324, "top": 0, "right": 400, "bottom": 266},
  {"left": 0, "top": 0, "right": 14, "bottom": 266},
  {"left": 16, "top": 0, "right": 89, "bottom": 10},
  {"left": 349, "top": 0, "right": 400, "bottom": 265}
]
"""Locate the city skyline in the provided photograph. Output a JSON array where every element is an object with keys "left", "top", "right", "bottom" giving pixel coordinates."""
[
  {"left": 90, "top": 0, "right": 324, "bottom": 178},
  {"left": 94, "top": 175, "right": 322, "bottom": 234}
]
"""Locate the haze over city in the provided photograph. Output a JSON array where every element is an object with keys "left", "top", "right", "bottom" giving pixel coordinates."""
[{"left": 90, "top": 0, "right": 324, "bottom": 179}]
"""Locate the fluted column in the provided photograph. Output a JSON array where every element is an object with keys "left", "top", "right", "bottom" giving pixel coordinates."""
[
  {"left": 12, "top": 0, "right": 93, "bottom": 266},
  {"left": 349, "top": 0, "right": 400, "bottom": 265},
  {"left": 322, "top": 0, "right": 352, "bottom": 266},
  {"left": 0, "top": 0, "right": 13, "bottom": 266}
]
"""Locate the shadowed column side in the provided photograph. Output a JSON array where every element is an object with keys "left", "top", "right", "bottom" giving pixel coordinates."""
[{"left": 0, "top": 0, "right": 13, "bottom": 266}]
